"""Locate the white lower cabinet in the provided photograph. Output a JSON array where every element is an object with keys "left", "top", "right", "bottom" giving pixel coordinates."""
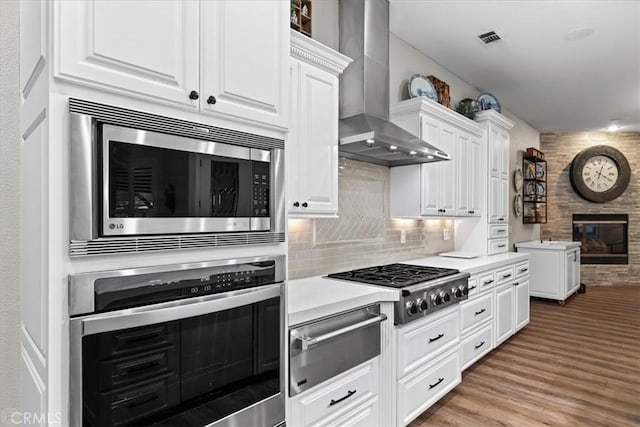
[
  {"left": 397, "top": 347, "right": 461, "bottom": 426},
  {"left": 289, "top": 358, "right": 380, "bottom": 427},
  {"left": 515, "top": 279, "right": 530, "bottom": 331},
  {"left": 495, "top": 282, "right": 515, "bottom": 346},
  {"left": 461, "top": 323, "right": 494, "bottom": 370}
]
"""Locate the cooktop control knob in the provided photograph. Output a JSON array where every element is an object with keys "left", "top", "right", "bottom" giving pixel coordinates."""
[
  {"left": 452, "top": 287, "right": 463, "bottom": 298},
  {"left": 431, "top": 293, "right": 442, "bottom": 306},
  {"left": 461, "top": 285, "right": 468, "bottom": 296},
  {"left": 439, "top": 291, "right": 451, "bottom": 303},
  {"left": 406, "top": 301, "right": 418, "bottom": 315},
  {"left": 417, "top": 298, "right": 428, "bottom": 311}
]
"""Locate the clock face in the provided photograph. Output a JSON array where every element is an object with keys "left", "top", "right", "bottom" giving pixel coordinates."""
[
  {"left": 570, "top": 145, "right": 631, "bottom": 203},
  {"left": 581, "top": 155, "right": 619, "bottom": 192}
]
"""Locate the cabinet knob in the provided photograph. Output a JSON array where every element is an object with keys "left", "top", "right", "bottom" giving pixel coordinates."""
[
  {"left": 468, "top": 210, "right": 475, "bottom": 214},
  {"left": 206, "top": 95, "right": 217, "bottom": 105},
  {"left": 293, "top": 202, "right": 300, "bottom": 207},
  {"left": 189, "top": 90, "right": 199, "bottom": 100},
  {"left": 302, "top": 202, "right": 308, "bottom": 208}
]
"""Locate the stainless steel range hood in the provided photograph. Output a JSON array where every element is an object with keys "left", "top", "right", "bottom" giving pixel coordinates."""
[{"left": 338, "top": 0, "right": 450, "bottom": 167}]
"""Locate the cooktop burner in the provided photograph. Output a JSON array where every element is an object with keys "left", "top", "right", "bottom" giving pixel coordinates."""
[{"left": 327, "top": 263, "right": 460, "bottom": 288}]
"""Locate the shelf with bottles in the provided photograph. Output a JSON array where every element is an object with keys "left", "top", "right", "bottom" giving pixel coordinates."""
[
  {"left": 290, "top": 0, "right": 312, "bottom": 37},
  {"left": 522, "top": 203, "right": 547, "bottom": 224}
]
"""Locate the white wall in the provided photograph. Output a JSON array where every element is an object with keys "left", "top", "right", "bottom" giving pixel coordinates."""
[
  {"left": 310, "top": 0, "right": 339, "bottom": 50},
  {"left": 389, "top": 33, "right": 540, "bottom": 247},
  {"left": 0, "top": 0, "right": 21, "bottom": 419}
]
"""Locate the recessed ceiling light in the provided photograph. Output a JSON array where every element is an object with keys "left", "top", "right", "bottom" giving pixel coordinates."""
[
  {"left": 389, "top": 145, "right": 398, "bottom": 151},
  {"left": 607, "top": 125, "right": 620, "bottom": 132},
  {"left": 427, "top": 155, "right": 434, "bottom": 160},
  {"left": 409, "top": 150, "right": 417, "bottom": 156},
  {"left": 564, "top": 28, "right": 595, "bottom": 41}
]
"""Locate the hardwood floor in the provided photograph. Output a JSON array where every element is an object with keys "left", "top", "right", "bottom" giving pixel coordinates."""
[{"left": 409, "top": 286, "right": 640, "bottom": 427}]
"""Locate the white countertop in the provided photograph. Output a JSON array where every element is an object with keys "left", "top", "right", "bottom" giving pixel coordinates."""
[
  {"left": 515, "top": 240, "right": 581, "bottom": 250},
  {"left": 287, "top": 276, "right": 398, "bottom": 326},
  {"left": 405, "top": 252, "right": 529, "bottom": 276}
]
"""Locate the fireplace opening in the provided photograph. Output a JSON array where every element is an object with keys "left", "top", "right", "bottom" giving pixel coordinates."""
[{"left": 572, "top": 214, "right": 628, "bottom": 265}]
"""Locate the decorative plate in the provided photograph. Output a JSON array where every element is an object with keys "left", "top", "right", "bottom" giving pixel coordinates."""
[
  {"left": 477, "top": 92, "right": 501, "bottom": 113},
  {"left": 535, "top": 163, "right": 545, "bottom": 179},
  {"left": 408, "top": 74, "right": 437, "bottom": 101},
  {"left": 513, "top": 194, "right": 523, "bottom": 217},
  {"left": 536, "top": 182, "right": 545, "bottom": 196},
  {"left": 513, "top": 167, "right": 524, "bottom": 191},
  {"left": 526, "top": 181, "right": 537, "bottom": 196}
]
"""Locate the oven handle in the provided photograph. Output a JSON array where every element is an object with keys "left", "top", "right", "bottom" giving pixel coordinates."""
[
  {"left": 294, "top": 313, "right": 387, "bottom": 351},
  {"left": 78, "top": 283, "right": 281, "bottom": 336}
]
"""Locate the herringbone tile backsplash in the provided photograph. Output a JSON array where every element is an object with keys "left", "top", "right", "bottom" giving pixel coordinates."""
[
  {"left": 540, "top": 132, "right": 640, "bottom": 285},
  {"left": 288, "top": 158, "right": 454, "bottom": 279}
]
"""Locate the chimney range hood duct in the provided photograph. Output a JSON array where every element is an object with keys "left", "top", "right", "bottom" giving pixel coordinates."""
[{"left": 338, "top": 0, "right": 450, "bottom": 167}]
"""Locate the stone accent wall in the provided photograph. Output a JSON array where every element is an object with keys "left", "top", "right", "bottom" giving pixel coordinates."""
[
  {"left": 288, "top": 158, "right": 454, "bottom": 279},
  {"left": 540, "top": 132, "right": 640, "bottom": 285}
]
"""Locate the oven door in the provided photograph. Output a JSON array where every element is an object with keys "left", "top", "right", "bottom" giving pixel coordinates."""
[
  {"left": 101, "top": 124, "right": 271, "bottom": 236},
  {"left": 70, "top": 284, "right": 284, "bottom": 427}
]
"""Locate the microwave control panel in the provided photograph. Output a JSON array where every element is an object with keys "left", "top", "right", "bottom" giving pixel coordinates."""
[{"left": 252, "top": 161, "right": 270, "bottom": 217}]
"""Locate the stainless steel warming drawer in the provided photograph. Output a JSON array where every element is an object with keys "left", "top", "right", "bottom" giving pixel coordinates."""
[{"left": 289, "top": 304, "right": 387, "bottom": 397}]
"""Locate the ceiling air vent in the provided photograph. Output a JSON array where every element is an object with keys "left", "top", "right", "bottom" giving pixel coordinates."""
[{"left": 478, "top": 31, "right": 501, "bottom": 44}]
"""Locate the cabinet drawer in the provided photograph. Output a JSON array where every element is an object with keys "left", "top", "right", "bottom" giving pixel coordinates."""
[
  {"left": 515, "top": 261, "right": 530, "bottom": 278},
  {"left": 396, "top": 307, "right": 459, "bottom": 378},
  {"left": 478, "top": 271, "right": 496, "bottom": 292},
  {"left": 489, "top": 224, "right": 509, "bottom": 239},
  {"left": 496, "top": 266, "right": 515, "bottom": 284},
  {"left": 397, "top": 348, "right": 461, "bottom": 426},
  {"left": 467, "top": 276, "right": 479, "bottom": 297},
  {"left": 290, "top": 358, "right": 379, "bottom": 427},
  {"left": 324, "top": 396, "right": 379, "bottom": 427},
  {"left": 460, "top": 292, "right": 493, "bottom": 333},
  {"left": 488, "top": 238, "right": 509, "bottom": 255},
  {"left": 461, "top": 323, "right": 493, "bottom": 371}
]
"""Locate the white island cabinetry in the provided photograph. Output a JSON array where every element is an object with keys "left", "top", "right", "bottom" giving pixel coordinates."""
[
  {"left": 288, "top": 31, "right": 352, "bottom": 217},
  {"left": 515, "top": 240, "right": 581, "bottom": 303}
]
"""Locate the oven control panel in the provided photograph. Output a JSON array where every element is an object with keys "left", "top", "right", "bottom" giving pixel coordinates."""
[{"left": 252, "top": 161, "right": 270, "bottom": 217}]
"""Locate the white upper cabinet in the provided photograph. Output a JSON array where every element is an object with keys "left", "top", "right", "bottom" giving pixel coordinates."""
[
  {"left": 389, "top": 98, "right": 485, "bottom": 218},
  {"left": 55, "top": 0, "right": 288, "bottom": 130},
  {"left": 56, "top": 0, "right": 200, "bottom": 108},
  {"left": 288, "top": 31, "right": 352, "bottom": 217},
  {"left": 201, "top": 0, "right": 288, "bottom": 129}
]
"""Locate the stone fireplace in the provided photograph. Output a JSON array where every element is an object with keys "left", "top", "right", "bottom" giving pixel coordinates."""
[{"left": 573, "top": 214, "right": 628, "bottom": 265}]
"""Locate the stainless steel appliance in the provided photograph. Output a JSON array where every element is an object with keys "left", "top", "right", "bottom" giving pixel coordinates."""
[
  {"left": 337, "top": 0, "right": 450, "bottom": 166},
  {"left": 289, "top": 304, "right": 387, "bottom": 397},
  {"left": 69, "top": 255, "right": 285, "bottom": 427},
  {"left": 327, "top": 264, "right": 470, "bottom": 325},
  {"left": 69, "top": 98, "right": 285, "bottom": 256}
]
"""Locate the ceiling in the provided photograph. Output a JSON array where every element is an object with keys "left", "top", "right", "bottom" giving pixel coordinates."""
[{"left": 389, "top": 0, "right": 640, "bottom": 132}]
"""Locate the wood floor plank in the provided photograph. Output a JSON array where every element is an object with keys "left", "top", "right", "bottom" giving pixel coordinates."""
[{"left": 409, "top": 286, "right": 640, "bottom": 427}]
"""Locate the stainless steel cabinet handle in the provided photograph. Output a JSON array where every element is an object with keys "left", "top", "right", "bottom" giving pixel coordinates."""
[
  {"left": 80, "top": 283, "right": 282, "bottom": 336},
  {"left": 294, "top": 314, "right": 387, "bottom": 350}
]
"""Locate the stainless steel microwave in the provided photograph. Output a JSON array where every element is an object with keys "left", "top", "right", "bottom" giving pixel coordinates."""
[{"left": 69, "top": 99, "right": 285, "bottom": 252}]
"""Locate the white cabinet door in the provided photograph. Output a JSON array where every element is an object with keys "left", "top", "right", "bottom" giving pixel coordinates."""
[
  {"left": 420, "top": 163, "right": 440, "bottom": 216},
  {"left": 201, "top": 0, "right": 288, "bottom": 129},
  {"left": 295, "top": 62, "right": 339, "bottom": 215},
  {"left": 495, "top": 283, "right": 514, "bottom": 346},
  {"left": 487, "top": 124, "right": 509, "bottom": 223},
  {"left": 456, "top": 132, "right": 482, "bottom": 216},
  {"left": 468, "top": 136, "right": 482, "bottom": 216},
  {"left": 420, "top": 123, "right": 455, "bottom": 216},
  {"left": 438, "top": 125, "right": 457, "bottom": 214},
  {"left": 514, "top": 280, "right": 530, "bottom": 331},
  {"left": 287, "top": 59, "right": 301, "bottom": 212},
  {"left": 56, "top": 0, "right": 200, "bottom": 107},
  {"left": 488, "top": 174, "right": 500, "bottom": 223}
]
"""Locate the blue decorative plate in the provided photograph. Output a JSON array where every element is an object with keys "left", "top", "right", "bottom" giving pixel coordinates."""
[
  {"left": 408, "top": 74, "right": 437, "bottom": 101},
  {"left": 477, "top": 92, "right": 501, "bottom": 113}
]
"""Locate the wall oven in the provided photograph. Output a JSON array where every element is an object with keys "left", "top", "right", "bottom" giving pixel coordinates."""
[
  {"left": 69, "top": 255, "right": 285, "bottom": 427},
  {"left": 69, "top": 98, "right": 285, "bottom": 255}
]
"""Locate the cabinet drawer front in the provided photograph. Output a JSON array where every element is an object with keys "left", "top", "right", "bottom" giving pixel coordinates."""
[
  {"left": 324, "top": 397, "right": 379, "bottom": 427},
  {"left": 478, "top": 272, "right": 496, "bottom": 292},
  {"left": 496, "top": 266, "right": 515, "bottom": 284},
  {"left": 462, "top": 323, "right": 494, "bottom": 371},
  {"left": 461, "top": 293, "right": 493, "bottom": 333},
  {"left": 291, "top": 358, "right": 379, "bottom": 427},
  {"left": 489, "top": 224, "right": 509, "bottom": 239},
  {"left": 467, "top": 276, "right": 479, "bottom": 297},
  {"left": 398, "top": 349, "right": 461, "bottom": 426},
  {"left": 488, "top": 238, "right": 509, "bottom": 255},
  {"left": 515, "top": 261, "right": 530, "bottom": 278},
  {"left": 397, "top": 308, "right": 459, "bottom": 378}
]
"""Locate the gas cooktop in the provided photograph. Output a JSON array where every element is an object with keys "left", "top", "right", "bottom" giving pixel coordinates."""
[{"left": 326, "top": 263, "right": 460, "bottom": 288}]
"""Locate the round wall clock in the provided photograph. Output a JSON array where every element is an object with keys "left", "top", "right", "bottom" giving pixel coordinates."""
[{"left": 569, "top": 145, "right": 631, "bottom": 203}]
